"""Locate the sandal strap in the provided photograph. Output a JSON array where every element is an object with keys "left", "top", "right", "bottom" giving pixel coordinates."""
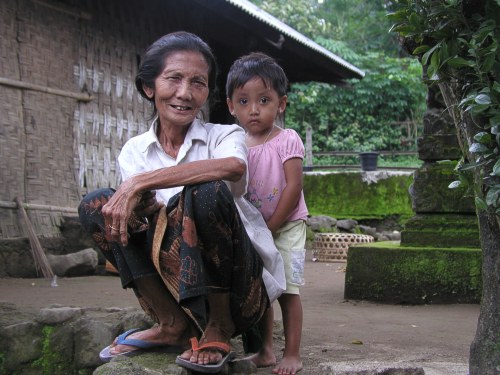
[
  {"left": 189, "top": 337, "right": 200, "bottom": 350},
  {"left": 188, "top": 337, "right": 231, "bottom": 354}
]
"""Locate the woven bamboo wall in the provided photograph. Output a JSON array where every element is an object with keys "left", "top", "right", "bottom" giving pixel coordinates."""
[
  {"left": 0, "top": 1, "right": 23, "bottom": 238},
  {"left": 73, "top": 4, "right": 148, "bottom": 194},
  {"left": 0, "top": 0, "right": 192, "bottom": 239}
]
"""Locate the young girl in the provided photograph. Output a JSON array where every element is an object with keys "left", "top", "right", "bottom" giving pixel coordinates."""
[{"left": 226, "top": 52, "right": 309, "bottom": 375}]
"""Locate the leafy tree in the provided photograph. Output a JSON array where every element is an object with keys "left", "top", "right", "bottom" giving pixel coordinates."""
[
  {"left": 285, "top": 40, "right": 426, "bottom": 154},
  {"left": 318, "top": 0, "right": 403, "bottom": 56},
  {"left": 390, "top": 1, "right": 500, "bottom": 373},
  {"left": 250, "top": 0, "right": 427, "bottom": 159},
  {"left": 251, "top": 0, "right": 331, "bottom": 38},
  {"left": 254, "top": 0, "right": 401, "bottom": 56}
]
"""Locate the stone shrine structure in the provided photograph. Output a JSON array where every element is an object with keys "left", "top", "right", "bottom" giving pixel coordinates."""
[
  {"left": 344, "top": 84, "right": 482, "bottom": 304},
  {"left": 401, "top": 85, "right": 480, "bottom": 248}
]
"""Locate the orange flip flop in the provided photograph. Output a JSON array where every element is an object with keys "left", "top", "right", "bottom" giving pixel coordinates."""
[{"left": 175, "top": 337, "right": 236, "bottom": 373}]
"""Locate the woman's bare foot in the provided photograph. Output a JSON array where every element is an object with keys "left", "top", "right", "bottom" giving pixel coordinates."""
[
  {"left": 109, "top": 324, "right": 192, "bottom": 355},
  {"left": 272, "top": 356, "right": 303, "bottom": 375},
  {"left": 179, "top": 323, "right": 234, "bottom": 365},
  {"left": 178, "top": 292, "right": 235, "bottom": 366},
  {"left": 244, "top": 349, "right": 277, "bottom": 368}
]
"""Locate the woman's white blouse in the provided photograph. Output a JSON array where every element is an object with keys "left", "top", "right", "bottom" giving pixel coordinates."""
[{"left": 118, "top": 118, "right": 286, "bottom": 302}]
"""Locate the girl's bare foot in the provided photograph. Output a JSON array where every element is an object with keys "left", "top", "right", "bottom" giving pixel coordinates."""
[
  {"left": 244, "top": 349, "right": 276, "bottom": 368},
  {"left": 272, "top": 356, "right": 303, "bottom": 375}
]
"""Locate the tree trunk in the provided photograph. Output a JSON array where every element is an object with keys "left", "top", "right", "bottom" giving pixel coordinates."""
[
  {"left": 469, "top": 211, "right": 500, "bottom": 375},
  {"left": 395, "top": 0, "right": 499, "bottom": 370},
  {"left": 439, "top": 81, "right": 500, "bottom": 374}
]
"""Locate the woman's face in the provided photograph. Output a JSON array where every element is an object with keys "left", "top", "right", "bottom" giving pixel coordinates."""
[{"left": 144, "top": 50, "right": 210, "bottom": 128}]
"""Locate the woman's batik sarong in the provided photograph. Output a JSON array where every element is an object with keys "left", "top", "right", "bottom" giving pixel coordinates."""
[{"left": 78, "top": 181, "right": 268, "bottom": 335}]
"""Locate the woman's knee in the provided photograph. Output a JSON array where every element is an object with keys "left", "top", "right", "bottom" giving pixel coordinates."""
[
  {"left": 188, "top": 181, "right": 235, "bottom": 217},
  {"left": 78, "top": 188, "right": 115, "bottom": 230}
]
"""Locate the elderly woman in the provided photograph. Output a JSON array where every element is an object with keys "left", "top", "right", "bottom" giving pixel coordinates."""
[{"left": 78, "top": 31, "right": 285, "bottom": 372}]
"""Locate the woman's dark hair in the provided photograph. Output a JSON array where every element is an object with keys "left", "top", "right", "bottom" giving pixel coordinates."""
[
  {"left": 135, "top": 31, "right": 217, "bottom": 118},
  {"left": 226, "top": 52, "right": 288, "bottom": 99}
]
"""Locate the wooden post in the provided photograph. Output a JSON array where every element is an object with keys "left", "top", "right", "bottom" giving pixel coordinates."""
[{"left": 305, "top": 126, "right": 313, "bottom": 170}]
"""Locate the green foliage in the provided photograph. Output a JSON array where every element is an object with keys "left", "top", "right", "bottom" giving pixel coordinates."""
[
  {"left": 312, "top": 154, "right": 422, "bottom": 168},
  {"left": 255, "top": 0, "right": 403, "bottom": 57},
  {"left": 249, "top": 0, "right": 427, "bottom": 156},
  {"left": 389, "top": 0, "right": 500, "bottom": 216},
  {"left": 317, "top": 0, "right": 403, "bottom": 56},
  {"left": 286, "top": 52, "right": 426, "bottom": 153},
  {"left": 251, "top": 0, "right": 330, "bottom": 38},
  {"left": 378, "top": 154, "right": 423, "bottom": 168}
]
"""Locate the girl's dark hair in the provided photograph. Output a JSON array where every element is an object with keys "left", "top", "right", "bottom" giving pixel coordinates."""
[
  {"left": 226, "top": 52, "right": 288, "bottom": 99},
  {"left": 135, "top": 31, "right": 217, "bottom": 118}
]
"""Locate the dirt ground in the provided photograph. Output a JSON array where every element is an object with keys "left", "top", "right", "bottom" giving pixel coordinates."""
[{"left": 0, "top": 250, "right": 479, "bottom": 375}]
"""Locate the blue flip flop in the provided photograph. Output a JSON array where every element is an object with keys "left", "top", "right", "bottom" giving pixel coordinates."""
[{"left": 99, "top": 328, "right": 184, "bottom": 363}]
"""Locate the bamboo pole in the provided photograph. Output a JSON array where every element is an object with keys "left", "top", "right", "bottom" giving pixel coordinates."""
[
  {"left": 31, "top": 0, "right": 92, "bottom": 20},
  {"left": 14, "top": 197, "right": 55, "bottom": 279},
  {"left": 0, "top": 200, "right": 77, "bottom": 214},
  {"left": 0, "top": 77, "right": 93, "bottom": 102}
]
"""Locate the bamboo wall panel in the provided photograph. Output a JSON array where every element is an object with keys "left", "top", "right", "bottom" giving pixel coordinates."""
[
  {"left": 0, "top": 0, "right": 26, "bottom": 238},
  {"left": 0, "top": 0, "right": 191, "bottom": 239},
  {"left": 14, "top": 0, "right": 80, "bottom": 237}
]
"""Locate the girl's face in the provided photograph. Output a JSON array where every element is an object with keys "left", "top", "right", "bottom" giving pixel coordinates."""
[
  {"left": 227, "top": 77, "right": 287, "bottom": 136},
  {"left": 143, "top": 50, "right": 209, "bottom": 129}
]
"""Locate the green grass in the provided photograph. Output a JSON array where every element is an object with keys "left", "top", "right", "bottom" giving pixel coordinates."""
[
  {"left": 309, "top": 154, "right": 423, "bottom": 169},
  {"left": 377, "top": 155, "right": 422, "bottom": 168}
]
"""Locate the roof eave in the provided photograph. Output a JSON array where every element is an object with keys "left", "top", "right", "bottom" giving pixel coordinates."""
[{"left": 224, "top": 0, "right": 365, "bottom": 80}]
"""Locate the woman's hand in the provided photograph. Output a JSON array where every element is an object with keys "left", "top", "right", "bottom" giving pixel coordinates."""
[{"left": 102, "top": 177, "right": 143, "bottom": 246}]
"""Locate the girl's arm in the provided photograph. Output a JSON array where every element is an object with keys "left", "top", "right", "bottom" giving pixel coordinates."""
[
  {"left": 103, "top": 157, "right": 246, "bottom": 245},
  {"left": 265, "top": 157, "right": 303, "bottom": 234}
]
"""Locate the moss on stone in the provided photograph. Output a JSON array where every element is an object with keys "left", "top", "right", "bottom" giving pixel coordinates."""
[
  {"left": 303, "top": 172, "right": 413, "bottom": 218},
  {"left": 355, "top": 241, "right": 474, "bottom": 250},
  {"left": 404, "top": 213, "right": 479, "bottom": 229},
  {"left": 401, "top": 214, "right": 480, "bottom": 248},
  {"left": 402, "top": 230, "right": 480, "bottom": 248},
  {"left": 31, "top": 326, "right": 73, "bottom": 375},
  {"left": 411, "top": 163, "right": 476, "bottom": 213},
  {"left": 344, "top": 242, "right": 482, "bottom": 304}
]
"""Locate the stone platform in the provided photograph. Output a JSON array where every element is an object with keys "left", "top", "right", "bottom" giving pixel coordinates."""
[
  {"left": 0, "top": 251, "right": 479, "bottom": 374},
  {"left": 344, "top": 241, "right": 482, "bottom": 304}
]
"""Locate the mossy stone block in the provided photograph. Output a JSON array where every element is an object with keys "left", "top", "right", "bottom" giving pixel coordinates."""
[
  {"left": 303, "top": 172, "right": 413, "bottom": 218},
  {"left": 401, "top": 214, "right": 480, "bottom": 248},
  {"left": 344, "top": 242, "right": 482, "bottom": 304},
  {"left": 417, "top": 134, "right": 462, "bottom": 160},
  {"left": 411, "top": 163, "right": 475, "bottom": 213},
  {"left": 423, "top": 108, "right": 455, "bottom": 134}
]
